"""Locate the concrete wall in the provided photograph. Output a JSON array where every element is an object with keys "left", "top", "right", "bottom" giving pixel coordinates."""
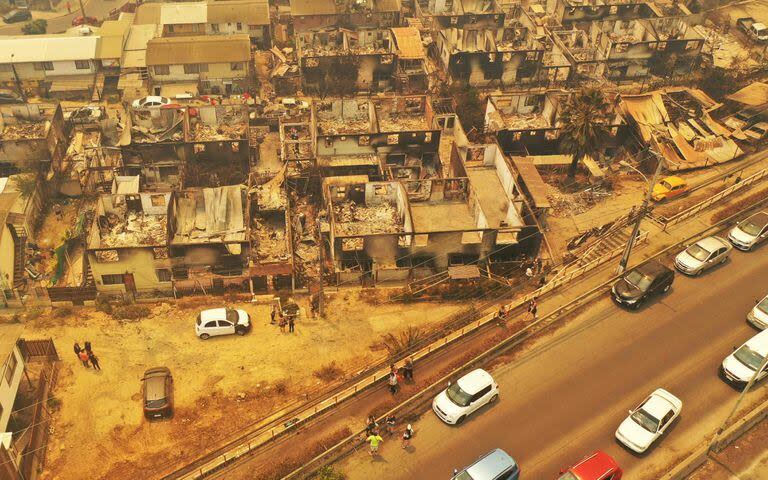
[
  {"left": 0, "top": 225, "right": 15, "bottom": 290},
  {"left": 151, "top": 62, "right": 248, "bottom": 83},
  {"left": 89, "top": 248, "right": 172, "bottom": 293},
  {"left": 0, "top": 346, "right": 24, "bottom": 432}
]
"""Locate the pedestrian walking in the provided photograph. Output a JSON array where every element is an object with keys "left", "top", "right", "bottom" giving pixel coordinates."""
[
  {"left": 365, "top": 415, "right": 378, "bottom": 437},
  {"left": 402, "top": 424, "right": 414, "bottom": 449},
  {"left": 533, "top": 257, "right": 542, "bottom": 275},
  {"left": 288, "top": 315, "right": 295, "bottom": 333},
  {"left": 525, "top": 266, "right": 534, "bottom": 279},
  {"left": 279, "top": 316, "right": 287, "bottom": 333},
  {"left": 403, "top": 357, "right": 414, "bottom": 383},
  {"left": 84, "top": 341, "right": 92, "bottom": 354},
  {"left": 88, "top": 352, "right": 101, "bottom": 371},
  {"left": 385, "top": 414, "right": 396, "bottom": 435},
  {"left": 538, "top": 275, "right": 547, "bottom": 288},
  {"left": 367, "top": 433, "right": 383, "bottom": 457},
  {"left": 528, "top": 298, "right": 538, "bottom": 320},
  {"left": 388, "top": 371, "right": 399, "bottom": 395},
  {"left": 73, "top": 342, "right": 81, "bottom": 359},
  {"left": 78, "top": 350, "right": 90, "bottom": 368},
  {"left": 66, "top": 1, "right": 71, "bottom": 13},
  {"left": 270, "top": 305, "right": 277, "bottom": 325}
]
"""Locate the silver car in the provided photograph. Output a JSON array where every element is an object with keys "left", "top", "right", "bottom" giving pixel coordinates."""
[{"left": 674, "top": 236, "right": 732, "bottom": 275}]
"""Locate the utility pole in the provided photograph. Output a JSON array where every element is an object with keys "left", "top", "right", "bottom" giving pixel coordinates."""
[
  {"left": 10, "top": 54, "right": 26, "bottom": 103},
  {"left": 78, "top": 0, "right": 86, "bottom": 18},
  {"left": 316, "top": 217, "right": 324, "bottom": 318},
  {"left": 616, "top": 151, "right": 664, "bottom": 274},
  {"left": 709, "top": 352, "right": 768, "bottom": 453}
]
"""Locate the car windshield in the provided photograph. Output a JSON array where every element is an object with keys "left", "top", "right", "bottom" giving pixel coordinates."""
[
  {"left": 145, "top": 398, "right": 167, "bottom": 408},
  {"left": 225, "top": 309, "right": 238, "bottom": 323},
  {"left": 734, "top": 345, "right": 765, "bottom": 371},
  {"left": 625, "top": 270, "right": 652, "bottom": 290},
  {"left": 446, "top": 383, "right": 473, "bottom": 407},
  {"left": 453, "top": 472, "right": 474, "bottom": 480},
  {"left": 757, "top": 297, "right": 768, "bottom": 315},
  {"left": 631, "top": 408, "right": 660, "bottom": 433},
  {"left": 660, "top": 181, "right": 672, "bottom": 190},
  {"left": 739, "top": 219, "right": 764, "bottom": 236},
  {"left": 557, "top": 473, "right": 578, "bottom": 480},
  {"left": 686, "top": 244, "right": 711, "bottom": 262}
]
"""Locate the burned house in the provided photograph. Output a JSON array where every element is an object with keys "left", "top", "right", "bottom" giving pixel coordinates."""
[
  {"left": 390, "top": 27, "right": 430, "bottom": 92},
  {"left": 0, "top": 104, "right": 67, "bottom": 177},
  {"left": 87, "top": 191, "right": 173, "bottom": 295},
  {"left": 315, "top": 99, "right": 382, "bottom": 178},
  {"left": 551, "top": 0, "right": 660, "bottom": 25},
  {"left": 290, "top": 0, "right": 402, "bottom": 34},
  {"left": 552, "top": 17, "right": 704, "bottom": 83},
  {"left": 426, "top": 2, "right": 547, "bottom": 87},
  {"left": 185, "top": 105, "right": 250, "bottom": 187},
  {"left": 297, "top": 27, "right": 397, "bottom": 93},
  {"left": 168, "top": 186, "right": 250, "bottom": 294},
  {"left": 322, "top": 142, "right": 535, "bottom": 284},
  {"left": 279, "top": 102, "right": 316, "bottom": 175},
  {"left": 620, "top": 88, "right": 743, "bottom": 171},
  {"left": 146, "top": 34, "right": 251, "bottom": 97},
  {"left": 123, "top": 106, "right": 187, "bottom": 191}
]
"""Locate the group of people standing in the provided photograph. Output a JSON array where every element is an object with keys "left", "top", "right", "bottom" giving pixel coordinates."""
[
  {"left": 73, "top": 342, "right": 101, "bottom": 371},
  {"left": 365, "top": 413, "right": 415, "bottom": 457},
  {"left": 270, "top": 304, "right": 296, "bottom": 333},
  {"left": 387, "top": 357, "right": 414, "bottom": 395}
]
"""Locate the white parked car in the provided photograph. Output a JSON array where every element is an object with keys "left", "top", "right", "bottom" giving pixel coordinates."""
[
  {"left": 721, "top": 328, "right": 768, "bottom": 386},
  {"left": 615, "top": 388, "right": 682, "bottom": 453},
  {"left": 728, "top": 211, "right": 768, "bottom": 251},
  {"left": 748, "top": 294, "right": 768, "bottom": 330},
  {"left": 674, "top": 236, "right": 732, "bottom": 275},
  {"left": 195, "top": 308, "right": 251, "bottom": 339},
  {"left": 132, "top": 95, "right": 172, "bottom": 108},
  {"left": 432, "top": 368, "right": 499, "bottom": 425}
]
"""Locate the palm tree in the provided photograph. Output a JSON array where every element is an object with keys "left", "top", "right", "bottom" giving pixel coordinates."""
[
  {"left": 11, "top": 173, "right": 38, "bottom": 200},
  {"left": 558, "top": 88, "right": 612, "bottom": 179}
]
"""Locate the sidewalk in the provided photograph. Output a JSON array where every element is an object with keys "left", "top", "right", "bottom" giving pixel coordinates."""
[{"left": 688, "top": 418, "right": 768, "bottom": 480}]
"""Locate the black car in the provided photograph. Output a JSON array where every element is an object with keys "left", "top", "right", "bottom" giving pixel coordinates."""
[
  {"left": 3, "top": 8, "right": 32, "bottom": 24},
  {"left": 611, "top": 260, "right": 674, "bottom": 309},
  {"left": 0, "top": 90, "right": 23, "bottom": 104},
  {"left": 142, "top": 367, "right": 174, "bottom": 419}
]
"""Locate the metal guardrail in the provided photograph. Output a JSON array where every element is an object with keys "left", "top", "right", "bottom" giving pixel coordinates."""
[
  {"left": 660, "top": 167, "right": 768, "bottom": 229},
  {"left": 284, "top": 195, "right": 768, "bottom": 480}
]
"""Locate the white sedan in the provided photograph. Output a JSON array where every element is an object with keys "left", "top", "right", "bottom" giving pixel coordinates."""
[
  {"left": 195, "top": 308, "right": 251, "bottom": 339},
  {"left": 132, "top": 95, "right": 172, "bottom": 108},
  {"left": 615, "top": 388, "right": 682, "bottom": 453},
  {"left": 674, "top": 236, "right": 732, "bottom": 276},
  {"left": 748, "top": 294, "right": 768, "bottom": 330},
  {"left": 432, "top": 369, "right": 499, "bottom": 425}
]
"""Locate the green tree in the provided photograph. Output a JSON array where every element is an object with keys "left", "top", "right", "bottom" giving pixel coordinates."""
[
  {"left": 558, "top": 88, "right": 612, "bottom": 179},
  {"left": 22, "top": 19, "right": 48, "bottom": 35},
  {"left": 11, "top": 173, "right": 37, "bottom": 200}
]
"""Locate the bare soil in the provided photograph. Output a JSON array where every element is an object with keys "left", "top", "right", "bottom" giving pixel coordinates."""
[{"left": 17, "top": 291, "right": 465, "bottom": 480}]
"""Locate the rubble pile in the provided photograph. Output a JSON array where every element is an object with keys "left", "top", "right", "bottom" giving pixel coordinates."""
[
  {"left": 99, "top": 210, "right": 168, "bottom": 248},
  {"left": 131, "top": 124, "right": 183, "bottom": 143},
  {"left": 379, "top": 114, "right": 428, "bottom": 132},
  {"left": 545, "top": 185, "right": 609, "bottom": 217},
  {"left": 502, "top": 113, "right": 550, "bottom": 130},
  {"left": 318, "top": 118, "right": 370, "bottom": 135},
  {"left": 192, "top": 122, "right": 247, "bottom": 141},
  {"left": 63, "top": 131, "right": 100, "bottom": 182},
  {"left": 252, "top": 217, "right": 289, "bottom": 262},
  {"left": 333, "top": 200, "right": 402, "bottom": 235},
  {"left": 291, "top": 194, "right": 320, "bottom": 283},
  {"left": 1, "top": 122, "right": 48, "bottom": 140}
]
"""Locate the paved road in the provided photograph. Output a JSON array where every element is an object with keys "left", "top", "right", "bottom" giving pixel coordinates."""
[
  {"left": 340, "top": 243, "right": 768, "bottom": 479},
  {"left": 0, "top": 0, "right": 117, "bottom": 35}
]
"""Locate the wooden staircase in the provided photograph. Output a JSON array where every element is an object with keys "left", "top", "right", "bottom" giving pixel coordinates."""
[{"left": 9, "top": 223, "right": 27, "bottom": 289}]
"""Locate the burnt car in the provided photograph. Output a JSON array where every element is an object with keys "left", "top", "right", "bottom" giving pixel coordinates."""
[{"left": 612, "top": 260, "right": 674, "bottom": 309}]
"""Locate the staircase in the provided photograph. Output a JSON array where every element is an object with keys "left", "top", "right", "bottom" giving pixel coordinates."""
[
  {"left": 9, "top": 223, "right": 27, "bottom": 289},
  {"left": 574, "top": 229, "right": 633, "bottom": 267}
]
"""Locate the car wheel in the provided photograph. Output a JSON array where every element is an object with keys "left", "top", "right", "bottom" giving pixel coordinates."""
[
  {"left": 489, "top": 394, "right": 499, "bottom": 404},
  {"left": 236, "top": 328, "right": 246, "bottom": 336},
  {"left": 200, "top": 333, "right": 210, "bottom": 340},
  {"left": 455, "top": 415, "right": 466, "bottom": 425}
]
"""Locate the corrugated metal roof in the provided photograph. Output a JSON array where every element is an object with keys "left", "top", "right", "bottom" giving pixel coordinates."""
[
  {"left": 391, "top": 27, "right": 424, "bottom": 59},
  {"left": 160, "top": 2, "right": 207, "bottom": 24},
  {"left": 726, "top": 82, "right": 768, "bottom": 107},
  {"left": 510, "top": 156, "right": 551, "bottom": 209},
  {"left": 146, "top": 34, "right": 250, "bottom": 65},
  {"left": 208, "top": 0, "right": 270, "bottom": 25},
  {"left": 0, "top": 35, "right": 99, "bottom": 63}
]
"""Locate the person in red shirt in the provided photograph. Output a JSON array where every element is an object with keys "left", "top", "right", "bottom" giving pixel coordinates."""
[{"left": 78, "top": 350, "right": 90, "bottom": 368}]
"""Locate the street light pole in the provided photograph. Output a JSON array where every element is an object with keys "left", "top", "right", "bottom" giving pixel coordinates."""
[
  {"left": 78, "top": 0, "right": 86, "bottom": 18},
  {"left": 616, "top": 152, "right": 664, "bottom": 275},
  {"left": 709, "top": 352, "right": 768, "bottom": 453},
  {"left": 316, "top": 217, "right": 324, "bottom": 318}
]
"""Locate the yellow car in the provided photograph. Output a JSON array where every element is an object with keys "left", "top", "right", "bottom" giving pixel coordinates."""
[{"left": 652, "top": 176, "right": 689, "bottom": 202}]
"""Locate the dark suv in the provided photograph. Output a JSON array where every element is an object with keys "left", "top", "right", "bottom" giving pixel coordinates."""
[
  {"left": 142, "top": 367, "right": 173, "bottom": 419},
  {"left": 611, "top": 260, "right": 674, "bottom": 309},
  {"left": 3, "top": 8, "right": 31, "bottom": 23}
]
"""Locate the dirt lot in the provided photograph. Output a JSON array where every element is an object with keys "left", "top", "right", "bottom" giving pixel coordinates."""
[{"left": 13, "top": 292, "right": 466, "bottom": 480}]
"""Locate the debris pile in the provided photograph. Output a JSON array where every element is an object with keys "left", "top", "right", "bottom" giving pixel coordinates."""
[
  {"left": 98, "top": 210, "right": 168, "bottom": 247},
  {"left": 252, "top": 216, "right": 289, "bottom": 262},
  {"left": 333, "top": 200, "right": 402, "bottom": 235},
  {"left": 291, "top": 194, "right": 320, "bottom": 284},
  {"left": 63, "top": 131, "right": 100, "bottom": 182},
  {"left": 192, "top": 122, "right": 247, "bottom": 141},
  {"left": 545, "top": 184, "right": 610, "bottom": 217},
  {"left": 502, "top": 113, "right": 550, "bottom": 130},
  {"left": 1, "top": 122, "right": 48, "bottom": 140},
  {"left": 378, "top": 113, "right": 428, "bottom": 132}
]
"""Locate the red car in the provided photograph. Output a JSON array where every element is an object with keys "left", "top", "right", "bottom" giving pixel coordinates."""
[
  {"left": 558, "top": 451, "right": 622, "bottom": 480},
  {"left": 71, "top": 15, "right": 97, "bottom": 26}
]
